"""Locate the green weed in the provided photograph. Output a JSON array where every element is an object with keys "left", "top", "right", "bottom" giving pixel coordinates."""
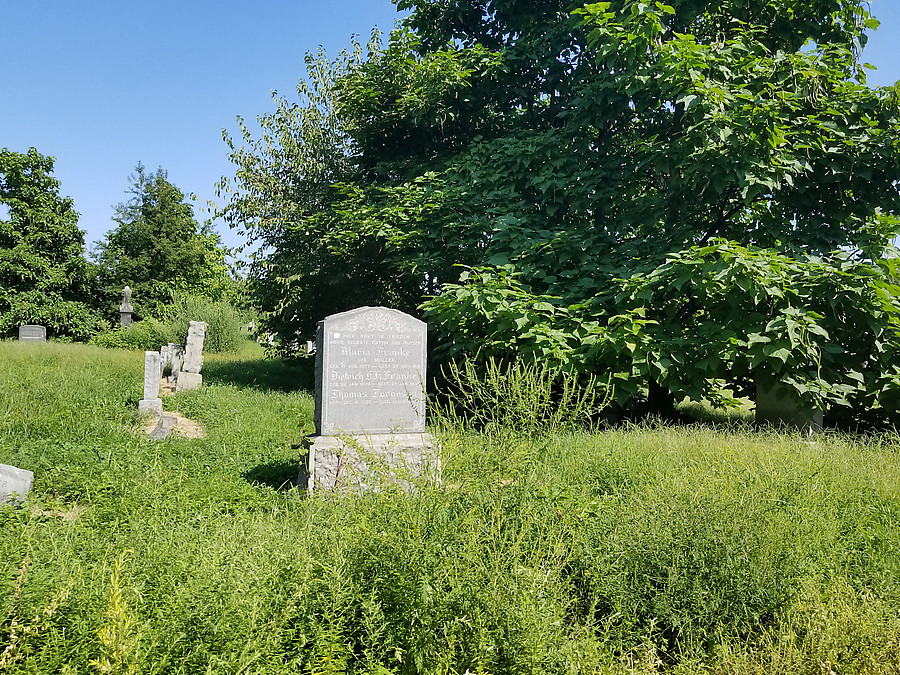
[{"left": 0, "top": 342, "right": 898, "bottom": 673}]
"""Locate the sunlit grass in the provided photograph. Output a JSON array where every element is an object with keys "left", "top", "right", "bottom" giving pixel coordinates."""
[{"left": 1, "top": 341, "right": 898, "bottom": 673}]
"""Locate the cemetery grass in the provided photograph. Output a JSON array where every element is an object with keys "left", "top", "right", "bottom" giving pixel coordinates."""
[{"left": 0, "top": 342, "right": 899, "bottom": 674}]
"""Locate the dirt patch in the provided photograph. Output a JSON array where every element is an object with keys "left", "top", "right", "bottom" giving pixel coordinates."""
[
  {"left": 141, "top": 411, "right": 206, "bottom": 439},
  {"left": 31, "top": 503, "right": 86, "bottom": 523}
]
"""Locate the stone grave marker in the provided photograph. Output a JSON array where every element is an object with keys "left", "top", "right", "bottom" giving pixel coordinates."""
[
  {"left": 176, "top": 321, "right": 207, "bottom": 391},
  {"left": 159, "top": 343, "right": 183, "bottom": 382},
  {"left": 119, "top": 286, "right": 134, "bottom": 327},
  {"left": 18, "top": 325, "right": 47, "bottom": 342},
  {"left": 756, "top": 381, "right": 823, "bottom": 434},
  {"left": 301, "top": 306, "right": 438, "bottom": 493},
  {"left": 138, "top": 351, "right": 163, "bottom": 417},
  {"left": 1, "top": 464, "right": 34, "bottom": 505}
]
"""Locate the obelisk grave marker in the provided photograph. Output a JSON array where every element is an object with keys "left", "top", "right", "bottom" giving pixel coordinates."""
[{"left": 301, "top": 307, "right": 439, "bottom": 493}]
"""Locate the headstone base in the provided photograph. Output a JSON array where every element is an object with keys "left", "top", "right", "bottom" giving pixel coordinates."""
[
  {"left": 176, "top": 372, "right": 202, "bottom": 392},
  {"left": 299, "top": 433, "right": 440, "bottom": 494},
  {"left": 756, "top": 381, "right": 824, "bottom": 433},
  {"left": 1, "top": 464, "right": 34, "bottom": 505},
  {"left": 138, "top": 399, "right": 163, "bottom": 417}
]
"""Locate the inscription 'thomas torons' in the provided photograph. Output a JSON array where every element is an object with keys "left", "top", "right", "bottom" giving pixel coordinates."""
[{"left": 314, "top": 307, "right": 427, "bottom": 435}]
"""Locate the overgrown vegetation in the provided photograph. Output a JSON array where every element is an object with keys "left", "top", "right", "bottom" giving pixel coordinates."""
[
  {"left": 89, "top": 294, "right": 248, "bottom": 354},
  {"left": 1, "top": 342, "right": 899, "bottom": 673}
]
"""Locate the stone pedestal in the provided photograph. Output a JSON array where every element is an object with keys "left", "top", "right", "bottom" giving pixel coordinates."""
[
  {"left": 1, "top": 464, "right": 34, "bottom": 505},
  {"left": 300, "top": 433, "right": 440, "bottom": 494},
  {"left": 176, "top": 372, "right": 202, "bottom": 392},
  {"left": 755, "top": 381, "right": 824, "bottom": 433}
]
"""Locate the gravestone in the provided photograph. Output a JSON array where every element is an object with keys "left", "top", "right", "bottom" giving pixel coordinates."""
[
  {"left": 119, "top": 286, "right": 134, "bottom": 327},
  {"left": 755, "top": 380, "right": 823, "bottom": 434},
  {"left": 176, "top": 321, "right": 207, "bottom": 391},
  {"left": 301, "top": 306, "right": 439, "bottom": 493},
  {"left": 138, "top": 351, "right": 163, "bottom": 416},
  {"left": 1, "top": 464, "right": 34, "bottom": 505},
  {"left": 18, "top": 325, "right": 46, "bottom": 342},
  {"left": 159, "top": 343, "right": 183, "bottom": 381}
]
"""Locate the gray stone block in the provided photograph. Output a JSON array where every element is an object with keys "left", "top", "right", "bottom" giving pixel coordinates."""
[
  {"left": 300, "top": 433, "right": 440, "bottom": 494},
  {"left": 18, "top": 325, "right": 47, "bottom": 342},
  {"left": 149, "top": 414, "right": 178, "bottom": 440},
  {"left": 1, "top": 464, "right": 34, "bottom": 505},
  {"left": 138, "top": 398, "right": 163, "bottom": 417},
  {"left": 175, "top": 371, "right": 203, "bottom": 392}
]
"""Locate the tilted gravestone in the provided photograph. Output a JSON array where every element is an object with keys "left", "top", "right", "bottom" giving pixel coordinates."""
[
  {"left": 18, "top": 325, "right": 47, "bottom": 342},
  {"left": 1, "top": 464, "right": 34, "bottom": 505},
  {"left": 159, "top": 343, "right": 183, "bottom": 382},
  {"left": 138, "top": 351, "right": 163, "bottom": 417},
  {"left": 301, "top": 306, "right": 439, "bottom": 493},
  {"left": 176, "top": 321, "right": 207, "bottom": 391}
]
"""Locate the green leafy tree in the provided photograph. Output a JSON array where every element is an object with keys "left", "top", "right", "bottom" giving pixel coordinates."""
[
  {"left": 95, "top": 165, "right": 231, "bottom": 317},
  {"left": 222, "top": 0, "right": 900, "bottom": 421},
  {"left": 0, "top": 147, "right": 101, "bottom": 339}
]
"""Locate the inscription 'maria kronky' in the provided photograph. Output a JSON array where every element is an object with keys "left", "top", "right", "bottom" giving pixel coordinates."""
[{"left": 315, "top": 307, "right": 426, "bottom": 435}]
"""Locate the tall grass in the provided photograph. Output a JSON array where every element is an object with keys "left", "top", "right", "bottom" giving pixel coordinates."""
[{"left": 1, "top": 342, "right": 899, "bottom": 673}]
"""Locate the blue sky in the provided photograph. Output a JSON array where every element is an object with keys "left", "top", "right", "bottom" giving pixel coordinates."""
[{"left": 2, "top": 1, "right": 899, "bottom": 257}]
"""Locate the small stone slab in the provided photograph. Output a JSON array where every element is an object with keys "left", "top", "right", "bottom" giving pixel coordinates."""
[
  {"left": 300, "top": 433, "right": 440, "bottom": 494},
  {"left": 148, "top": 414, "right": 178, "bottom": 440},
  {"left": 138, "top": 399, "right": 163, "bottom": 416},
  {"left": 18, "top": 325, "right": 47, "bottom": 342},
  {"left": 1, "top": 464, "right": 34, "bottom": 505},
  {"left": 175, "top": 371, "right": 202, "bottom": 392}
]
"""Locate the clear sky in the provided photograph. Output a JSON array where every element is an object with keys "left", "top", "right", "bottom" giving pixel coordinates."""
[{"left": 2, "top": 1, "right": 899, "bottom": 258}]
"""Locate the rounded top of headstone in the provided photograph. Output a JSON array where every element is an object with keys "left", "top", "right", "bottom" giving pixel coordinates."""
[{"left": 321, "top": 306, "right": 425, "bottom": 331}]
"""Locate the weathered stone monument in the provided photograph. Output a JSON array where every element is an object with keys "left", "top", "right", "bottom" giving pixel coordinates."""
[
  {"left": 176, "top": 321, "right": 207, "bottom": 392},
  {"left": 300, "top": 306, "right": 439, "bottom": 493},
  {"left": 138, "top": 351, "right": 163, "bottom": 416},
  {"left": 119, "top": 286, "right": 134, "bottom": 327},
  {"left": 159, "top": 343, "right": 183, "bottom": 382},
  {"left": 18, "top": 325, "right": 47, "bottom": 342},
  {"left": 1, "top": 464, "right": 34, "bottom": 505},
  {"left": 755, "top": 381, "right": 824, "bottom": 433}
]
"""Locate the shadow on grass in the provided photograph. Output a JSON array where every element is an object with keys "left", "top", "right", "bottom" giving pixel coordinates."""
[
  {"left": 243, "top": 458, "right": 305, "bottom": 492},
  {"left": 202, "top": 356, "right": 314, "bottom": 393}
]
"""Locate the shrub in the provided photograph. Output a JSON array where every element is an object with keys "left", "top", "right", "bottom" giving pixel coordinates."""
[
  {"left": 164, "top": 294, "right": 247, "bottom": 354},
  {"left": 89, "top": 318, "right": 174, "bottom": 351}
]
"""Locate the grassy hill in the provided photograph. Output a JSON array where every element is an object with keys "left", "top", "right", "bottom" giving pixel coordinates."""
[{"left": 1, "top": 341, "right": 898, "bottom": 674}]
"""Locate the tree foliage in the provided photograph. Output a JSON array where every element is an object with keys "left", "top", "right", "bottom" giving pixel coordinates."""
[
  {"left": 94, "top": 165, "right": 231, "bottom": 317},
  {"left": 222, "top": 0, "right": 900, "bottom": 421},
  {"left": 0, "top": 147, "right": 101, "bottom": 339}
]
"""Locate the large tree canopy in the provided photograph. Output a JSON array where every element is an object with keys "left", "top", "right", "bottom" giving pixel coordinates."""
[
  {"left": 222, "top": 0, "right": 900, "bottom": 422},
  {"left": 0, "top": 147, "right": 100, "bottom": 339},
  {"left": 95, "top": 165, "right": 231, "bottom": 317}
]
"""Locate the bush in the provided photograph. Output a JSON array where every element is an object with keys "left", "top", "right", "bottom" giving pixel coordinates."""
[
  {"left": 163, "top": 294, "right": 247, "bottom": 354},
  {"left": 89, "top": 318, "right": 174, "bottom": 351},
  {"left": 89, "top": 296, "right": 248, "bottom": 354}
]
